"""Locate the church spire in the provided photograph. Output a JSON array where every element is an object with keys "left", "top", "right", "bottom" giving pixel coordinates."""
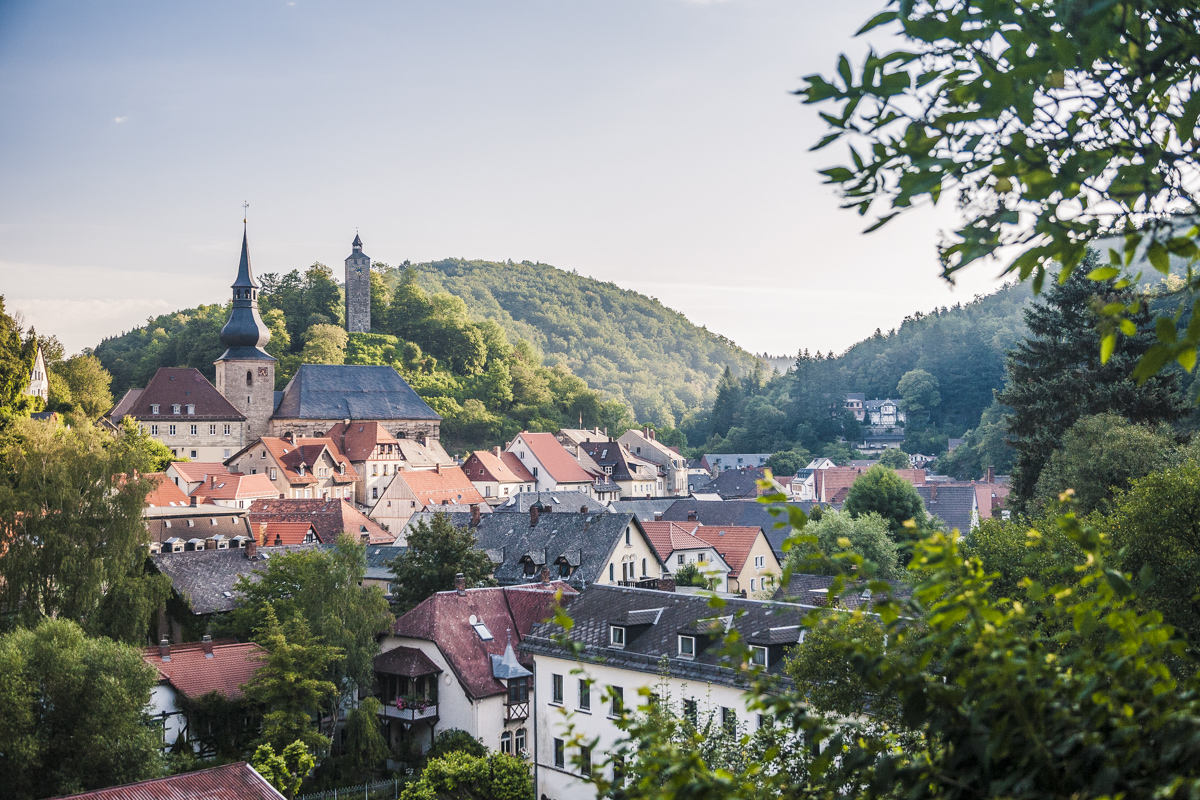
[
  {"left": 231, "top": 227, "right": 258, "bottom": 291},
  {"left": 216, "top": 227, "right": 274, "bottom": 362}
]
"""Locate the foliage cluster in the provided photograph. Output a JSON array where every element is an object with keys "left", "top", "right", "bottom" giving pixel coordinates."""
[{"left": 388, "top": 512, "right": 497, "bottom": 612}]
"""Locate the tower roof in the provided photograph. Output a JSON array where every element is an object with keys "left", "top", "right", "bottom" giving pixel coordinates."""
[
  {"left": 352, "top": 233, "right": 363, "bottom": 249},
  {"left": 217, "top": 228, "right": 275, "bottom": 362},
  {"left": 231, "top": 229, "right": 259, "bottom": 289}
]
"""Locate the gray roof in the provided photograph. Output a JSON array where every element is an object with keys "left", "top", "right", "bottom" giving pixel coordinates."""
[
  {"left": 364, "top": 545, "right": 406, "bottom": 582},
  {"left": 472, "top": 511, "right": 653, "bottom": 588},
  {"left": 150, "top": 544, "right": 328, "bottom": 614},
  {"left": 521, "top": 584, "right": 803, "bottom": 686},
  {"left": 399, "top": 511, "right": 477, "bottom": 542},
  {"left": 772, "top": 572, "right": 911, "bottom": 610},
  {"left": 492, "top": 492, "right": 608, "bottom": 514},
  {"left": 703, "top": 454, "right": 770, "bottom": 470},
  {"left": 607, "top": 499, "right": 677, "bottom": 522},
  {"left": 273, "top": 365, "right": 440, "bottom": 421},
  {"left": 708, "top": 468, "right": 767, "bottom": 499},
  {"left": 661, "top": 498, "right": 825, "bottom": 558},
  {"left": 915, "top": 484, "right": 978, "bottom": 532},
  {"left": 490, "top": 641, "right": 533, "bottom": 680}
]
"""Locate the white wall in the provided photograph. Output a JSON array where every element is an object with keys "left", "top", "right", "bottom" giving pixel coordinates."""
[
  {"left": 147, "top": 683, "right": 187, "bottom": 752},
  {"left": 532, "top": 653, "right": 763, "bottom": 800}
]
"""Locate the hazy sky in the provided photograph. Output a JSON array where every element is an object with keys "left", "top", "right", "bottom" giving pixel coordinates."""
[{"left": 0, "top": 0, "right": 1009, "bottom": 358}]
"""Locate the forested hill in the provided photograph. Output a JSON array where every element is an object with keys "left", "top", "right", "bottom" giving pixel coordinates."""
[{"left": 385, "top": 259, "right": 761, "bottom": 425}]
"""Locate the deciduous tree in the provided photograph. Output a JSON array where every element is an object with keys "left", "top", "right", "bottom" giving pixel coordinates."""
[
  {"left": 389, "top": 513, "right": 497, "bottom": 612},
  {"left": 842, "top": 464, "right": 926, "bottom": 539}
]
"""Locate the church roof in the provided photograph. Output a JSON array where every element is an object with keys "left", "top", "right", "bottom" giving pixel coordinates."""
[
  {"left": 217, "top": 230, "right": 274, "bottom": 362},
  {"left": 231, "top": 229, "right": 258, "bottom": 289},
  {"left": 273, "top": 365, "right": 440, "bottom": 421},
  {"left": 352, "top": 233, "right": 363, "bottom": 248}
]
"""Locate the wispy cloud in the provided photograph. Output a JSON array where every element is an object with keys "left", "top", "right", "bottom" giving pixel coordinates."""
[{"left": 114, "top": 116, "right": 127, "bottom": 123}]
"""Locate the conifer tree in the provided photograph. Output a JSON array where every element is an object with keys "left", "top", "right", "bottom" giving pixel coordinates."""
[{"left": 998, "top": 252, "right": 1187, "bottom": 508}]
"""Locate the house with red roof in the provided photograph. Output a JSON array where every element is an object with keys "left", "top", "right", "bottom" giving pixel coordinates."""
[
  {"left": 374, "top": 576, "right": 575, "bottom": 755},
  {"left": 461, "top": 447, "right": 536, "bottom": 503},
  {"left": 189, "top": 472, "right": 280, "bottom": 509},
  {"left": 506, "top": 432, "right": 595, "bottom": 496},
  {"left": 691, "top": 524, "right": 781, "bottom": 596},
  {"left": 144, "top": 473, "right": 191, "bottom": 508},
  {"left": 248, "top": 498, "right": 392, "bottom": 545},
  {"left": 142, "top": 636, "right": 263, "bottom": 755},
  {"left": 166, "top": 462, "right": 234, "bottom": 495},
  {"left": 368, "top": 465, "right": 487, "bottom": 542},
  {"left": 640, "top": 520, "right": 733, "bottom": 592},
  {"left": 225, "top": 435, "right": 359, "bottom": 502},
  {"left": 48, "top": 762, "right": 284, "bottom": 800}
]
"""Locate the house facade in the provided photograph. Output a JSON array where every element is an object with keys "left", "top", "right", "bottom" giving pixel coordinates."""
[
  {"left": 640, "top": 521, "right": 732, "bottom": 592},
  {"left": 368, "top": 465, "right": 487, "bottom": 540},
  {"left": 576, "top": 441, "right": 663, "bottom": 499},
  {"left": 691, "top": 525, "right": 781, "bottom": 596},
  {"left": 225, "top": 436, "right": 358, "bottom": 501},
  {"left": 26, "top": 345, "right": 48, "bottom": 403},
  {"left": 461, "top": 448, "right": 537, "bottom": 502},
  {"left": 109, "top": 368, "right": 248, "bottom": 462},
  {"left": 618, "top": 428, "right": 688, "bottom": 496},
  {"left": 506, "top": 432, "right": 595, "bottom": 495}
]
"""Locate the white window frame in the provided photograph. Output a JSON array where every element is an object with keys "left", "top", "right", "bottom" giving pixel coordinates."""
[
  {"left": 750, "top": 645, "right": 768, "bottom": 668},
  {"left": 678, "top": 635, "right": 695, "bottom": 659},
  {"left": 609, "top": 625, "right": 625, "bottom": 649}
]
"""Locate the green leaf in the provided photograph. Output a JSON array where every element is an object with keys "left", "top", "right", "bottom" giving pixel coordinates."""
[
  {"left": 1088, "top": 267, "right": 1120, "bottom": 281},
  {"left": 1100, "top": 332, "right": 1115, "bottom": 364},
  {"left": 856, "top": 11, "right": 898, "bottom": 34},
  {"left": 1156, "top": 317, "right": 1178, "bottom": 344},
  {"left": 1147, "top": 241, "right": 1170, "bottom": 274}
]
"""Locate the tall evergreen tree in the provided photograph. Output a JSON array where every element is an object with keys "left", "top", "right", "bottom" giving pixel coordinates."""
[
  {"left": 708, "top": 366, "right": 744, "bottom": 439},
  {"left": 998, "top": 253, "right": 1188, "bottom": 508}
]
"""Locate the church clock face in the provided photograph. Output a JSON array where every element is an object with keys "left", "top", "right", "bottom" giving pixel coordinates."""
[
  {"left": 355, "top": 267, "right": 364, "bottom": 275},
  {"left": 258, "top": 367, "right": 269, "bottom": 377}
]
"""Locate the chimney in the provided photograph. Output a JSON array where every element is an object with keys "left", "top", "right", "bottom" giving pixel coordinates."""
[
  {"left": 245, "top": 538, "right": 257, "bottom": 559},
  {"left": 201, "top": 634, "right": 213, "bottom": 658},
  {"left": 986, "top": 466, "right": 994, "bottom": 484},
  {"left": 455, "top": 572, "right": 467, "bottom": 595},
  {"left": 657, "top": 574, "right": 676, "bottom": 593},
  {"left": 580, "top": 505, "right": 588, "bottom": 514},
  {"left": 493, "top": 446, "right": 501, "bottom": 458},
  {"left": 687, "top": 510, "right": 698, "bottom": 522},
  {"left": 211, "top": 475, "right": 216, "bottom": 488},
  {"left": 653, "top": 511, "right": 663, "bottom": 521},
  {"left": 530, "top": 506, "right": 540, "bottom": 526},
  {"left": 931, "top": 484, "right": 938, "bottom": 503},
  {"left": 190, "top": 495, "right": 198, "bottom": 507},
  {"left": 159, "top": 638, "right": 171, "bottom": 661},
  {"left": 470, "top": 504, "right": 481, "bottom": 527},
  {"left": 205, "top": 538, "right": 217, "bottom": 550},
  {"left": 435, "top": 463, "right": 442, "bottom": 474},
  {"left": 540, "top": 565, "right": 552, "bottom": 585},
  {"left": 643, "top": 426, "right": 650, "bottom": 438},
  {"left": 274, "top": 533, "right": 282, "bottom": 546}
]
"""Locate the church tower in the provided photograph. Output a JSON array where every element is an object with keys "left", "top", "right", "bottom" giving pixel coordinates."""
[
  {"left": 214, "top": 228, "right": 276, "bottom": 440},
  {"left": 345, "top": 233, "right": 371, "bottom": 333}
]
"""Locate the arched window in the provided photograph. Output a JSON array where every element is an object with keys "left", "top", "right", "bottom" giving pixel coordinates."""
[
  {"left": 246, "top": 370, "right": 253, "bottom": 386},
  {"left": 500, "top": 731, "right": 512, "bottom": 754}
]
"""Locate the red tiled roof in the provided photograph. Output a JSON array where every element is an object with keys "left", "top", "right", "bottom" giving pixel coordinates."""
[
  {"left": 323, "top": 421, "right": 400, "bottom": 462},
  {"left": 248, "top": 498, "right": 393, "bottom": 545},
  {"left": 48, "top": 761, "right": 285, "bottom": 800},
  {"left": 975, "top": 482, "right": 1010, "bottom": 519},
  {"left": 639, "top": 521, "right": 708, "bottom": 562},
  {"left": 141, "top": 641, "right": 263, "bottom": 700},
  {"left": 394, "top": 466, "right": 486, "bottom": 508},
  {"left": 817, "top": 466, "right": 926, "bottom": 503},
  {"left": 122, "top": 368, "right": 246, "bottom": 422},
  {"left": 169, "top": 463, "right": 233, "bottom": 484},
  {"left": 190, "top": 473, "right": 280, "bottom": 504},
  {"left": 515, "top": 432, "right": 593, "bottom": 484},
  {"left": 240, "top": 437, "right": 360, "bottom": 486},
  {"left": 464, "top": 450, "right": 535, "bottom": 483},
  {"left": 144, "top": 474, "right": 190, "bottom": 508},
  {"left": 692, "top": 525, "right": 765, "bottom": 578},
  {"left": 390, "top": 583, "right": 575, "bottom": 699},
  {"left": 251, "top": 520, "right": 319, "bottom": 546}
]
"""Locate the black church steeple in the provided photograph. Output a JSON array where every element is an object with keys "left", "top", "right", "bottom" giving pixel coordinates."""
[{"left": 216, "top": 227, "right": 275, "bottom": 362}]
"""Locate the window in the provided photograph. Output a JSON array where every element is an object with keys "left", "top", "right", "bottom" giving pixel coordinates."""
[
  {"left": 609, "top": 686, "right": 624, "bottom": 717},
  {"left": 553, "top": 738, "right": 565, "bottom": 769},
  {"left": 172, "top": 404, "right": 180, "bottom": 415},
  {"left": 683, "top": 699, "right": 698, "bottom": 725},
  {"left": 186, "top": 404, "right": 195, "bottom": 415},
  {"left": 609, "top": 563, "right": 614, "bottom": 581},
  {"left": 641, "top": 558, "right": 647, "bottom": 576},
  {"left": 751, "top": 579, "right": 756, "bottom": 592},
  {"left": 372, "top": 487, "right": 378, "bottom": 499},
  {"left": 532, "top": 466, "right": 538, "bottom": 477},
  {"left": 678, "top": 554, "right": 686, "bottom": 565},
  {"left": 609, "top": 626, "right": 625, "bottom": 648},
  {"left": 209, "top": 424, "right": 217, "bottom": 435},
  {"left": 500, "top": 731, "right": 512, "bottom": 754},
  {"left": 509, "top": 677, "right": 529, "bottom": 704},
  {"left": 515, "top": 727, "right": 526, "bottom": 753},
  {"left": 551, "top": 674, "right": 563, "bottom": 705},
  {"left": 261, "top": 451, "right": 266, "bottom": 458},
  {"left": 246, "top": 370, "right": 253, "bottom": 386},
  {"left": 223, "top": 449, "right": 231, "bottom": 458},
  {"left": 372, "top": 464, "right": 378, "bottom": 476},
  {"left": 755, "top": 555, "right": 765, "bottom": 569},
  {"left": 224, "top": 424, "right": 231, "bottom": 435},
  {"left": 625, "top": 528, "right": 631, "bottom": 546},
  {"left": 151, "top": 404, "right": 160, "bottom": 414},
  {"left": 678, "top": 635, "right": 695, "bottom": 659},
  {"left": 721, "top": 707, "right": 737, "bottom": 733},
  {"left": 151, "top": 425, "right": 158, "bottom": 436},
  {"left": 750, "top": 646, "right": 768, "bottom": 667},
  {"left": 697, "top": 552, "right": 707, "bottom": 563},
  {"left": 190, "top": 424, "right": 198, "bottom": 435},
  {"left": 269, "top": 468, "right": 277, "bottom": 480},
  {"left": 580, "top": 745, "right": 592, "bottom": 777},
  {"left": 190, "top": 450, "right": 198, "bottom": 459},
  {"left": 612, "top": 756, "right": 626, "bottom": 787},
  {"left": 578, "top": 679, "right": 590, "bottom": 711},
  {"left": 169, "top": 425, "right": 176, "bottom": 436}
]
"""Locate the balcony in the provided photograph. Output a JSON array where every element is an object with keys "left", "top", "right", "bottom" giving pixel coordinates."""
[
  {"left": 380, "top": 702, "right": 438, "bottom": 723},
  {"left": 619, "top": 577, "right": 667, "bottom": 590},
  {"left": 506, "top": 701, "right": 529, "bottom": 722}
]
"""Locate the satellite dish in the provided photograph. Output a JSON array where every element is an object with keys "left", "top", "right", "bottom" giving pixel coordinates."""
[{"left": 469, "top": 614, "right": 478, "bottom": 625}]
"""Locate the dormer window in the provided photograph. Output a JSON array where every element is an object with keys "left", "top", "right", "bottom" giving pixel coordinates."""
[
  {"left": 609, "top": 626, "right": 626, "bottom": 649},
  {"left": 186, "top": 404, "right": 195, "bottom": 415},
  {"left": 151, "top": 404, "right": 160, "bottom": 415},
  {"left": 678, "top": 635, "right": 696, "bottom": 659},
  {"left": 172, "top": 404, "right": 181, "bottom": 415},
  {"left": 750, "top": 646, "right": 768, "bottom": 667},
  {"left": 339, "top": 463, "right": 345, "bottom": 474}
]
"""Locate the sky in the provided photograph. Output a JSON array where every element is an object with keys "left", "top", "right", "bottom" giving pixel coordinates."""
[{"left": 0, "top": 0, "right": 1010, "bottom": 358}]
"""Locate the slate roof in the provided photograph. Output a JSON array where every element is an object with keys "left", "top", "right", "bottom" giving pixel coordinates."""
[
  {"left": 108, "top": 388, "right": 143, "bottom": 425},
  {"left": 472, "top": 511, "right": 653, "bottom": 587},
  {"left": 700, "top": 454, "right": 770, "bottom": 472},
  {"left": 364, "top": 545, "right": 406, "bottom": 582},
  {"left": 273, "top": 365, "right": 440, "bottom": 421},
  {"left": 661, "top": 498, "right": 821, "bottom": 559},
  {"left": 374, "top": 646, "right": 442, "bottom": 677},
  {"left": 398, "top": 511, "right": 478, "bottom": 543},
  {"left": 492, "top": 492, "right": 608, "bottom": 514},
  {"left": 512, "top": 433, "right": 593, "bottom": 484},
  {"left": 248, "top": 498, "right": 392, "bottom": 545},
  {"left": 48, "top": 762, "right": 285, "bottom": 800},
  {"left": 150, "top": 544, "right": 327, "bottom": 614},
  {"left": 115, "top": 368, "right": 246, "bottom": 422},
  {"left": 607, "top": 498, "right": 677, "bottom": 522},
  {"left": 143, "top": 641, "right": 263, "bottom": 700},
  {"left": 772, "top": 572, "right": 912, "bottom": 611},
  {"left": 388, "top": 583, "right": 575, "bottom": 699},
  {"left": 145, "top": 508, "right": 252, "bottom": 545},
  {"left": 916, "top": 484, "right": 978, "bottom": 532},
  {"left": 577, "top": 441, "right": 640, "bottom": 483},
  {"left": 521, "top": 585, "right": 803, "bottom": 686},
  {"left": 708, "top": 467, "right": 773, "bottom": 499}
]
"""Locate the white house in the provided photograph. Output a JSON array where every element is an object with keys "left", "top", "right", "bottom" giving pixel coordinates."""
[
  {"left": 373, "top": 578, "right": 575, "bottom": 755},
  {"left": 639, "top": 521, "right": 733, "bottom": 592},
  {"left": 26, "top": 345, "right": 48, "bottom": 403},
  {"left": 618, "top": 428, "right": 688, "bottom": 496},
  {"left": 507, "top": 432, "right": 596, "bottom": 496},
  {"left": 521, "top": 585, "right": 803, "bottom": 799}
]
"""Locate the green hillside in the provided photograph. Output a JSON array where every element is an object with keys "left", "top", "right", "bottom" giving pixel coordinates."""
[{"left": 387, "top": 259, "right": 760, "bottom": 426}]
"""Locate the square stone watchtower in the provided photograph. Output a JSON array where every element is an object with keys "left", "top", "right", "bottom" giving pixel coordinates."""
[{"left": 345, "top": 233, "right": 371, "bottom": 334}]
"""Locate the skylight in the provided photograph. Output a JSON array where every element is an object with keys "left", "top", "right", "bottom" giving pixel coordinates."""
[{"left": 469, "top": 614, "right": 494, "bottom": 641}]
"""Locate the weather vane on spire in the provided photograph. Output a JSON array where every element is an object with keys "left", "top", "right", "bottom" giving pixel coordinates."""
[{"left": 243, "top": 201, "right": 249, "bottom": 225}]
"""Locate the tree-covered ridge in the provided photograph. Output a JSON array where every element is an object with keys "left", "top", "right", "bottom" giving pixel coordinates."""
[{"left": 391, "top": 258, "right": 761, "bottom": 427}]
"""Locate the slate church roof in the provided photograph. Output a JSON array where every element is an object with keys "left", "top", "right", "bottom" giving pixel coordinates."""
[{"left": 273, "top": 365, "right": 440, "bottom": 421}]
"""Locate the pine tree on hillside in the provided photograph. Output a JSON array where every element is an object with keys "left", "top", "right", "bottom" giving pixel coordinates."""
[
  {"left": 998, "top": 252, "right": 1188, "bottom": 509},
  {"left": 709, "top": 366, "right": 744, "bottom": 439}
]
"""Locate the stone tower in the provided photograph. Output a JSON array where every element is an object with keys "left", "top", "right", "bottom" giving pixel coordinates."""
[
  {"left": 214, "top": 228, "right": 277, "bottom": 440},
  {"left": 345, "top": 233, "right": 371, "bottom": 333}
]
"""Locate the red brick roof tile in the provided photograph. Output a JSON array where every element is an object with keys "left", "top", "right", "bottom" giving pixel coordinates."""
[
  {"left": 639, "top": 521, "right": 708, "bottom": 562},
  {"left": 393, "top": 466, "right": 486, "bottom": 508},
  {"left": 692, "top": 525, "right": 766, "bottom": 579},
  {"left": 515, "top": 432, "right": 593, "bottom": 484},
  {"left": 144, "top": 473, "right": 191, "bottom": 508},
  {"left": 48, "top": 761, "right": 285, "bottom": 800},
  {"left": 141, "top": 641, "right": 263, "bottom": 700},
  {"left": 248, "top": 498, "right": 392, "bottom": 545}
]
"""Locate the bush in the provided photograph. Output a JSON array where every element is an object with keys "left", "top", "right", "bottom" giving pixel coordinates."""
[{"left": 425, "top": 729, "right": 486, "bottom": 761}]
